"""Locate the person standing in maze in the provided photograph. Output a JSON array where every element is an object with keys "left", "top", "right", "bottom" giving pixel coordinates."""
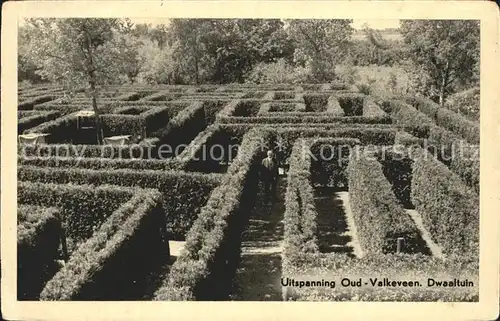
[{"left": 261, "top": 150, "right": 279, "bottom": 202}]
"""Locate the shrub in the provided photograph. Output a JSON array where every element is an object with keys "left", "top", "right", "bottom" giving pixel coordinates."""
[
  {"left": 19, "top": 95, "right": 56, "bottom": 110},
  {"left": 18, "top": 205, "right": 62, "bottom": 300},
  {"left": 19, "top": 166, "right": 221, "bottom": 239},
  {"left": 326, "top": 96, "right": 344, "bottom": 116},
  {"left": 449, "top": 144, "right": 479, "bottom": 194},
  {"left": 309, "top": 138, "right": 361, "bottom": 188},
  {"left": 156, "top": 102, "right": 207, "bottom": 155},
  {"left": 405, "top": 96, "right": 479, "bottom": 144},
  {"left": 395, "top": 131, "right": 422, "bottom": 147},
  {"left": 386, "top": 100, "right": 432, "bottom": 138},
  {"left": 445, "top": 87, "right": 480, "bottom": 121},
  {"left": 337, "top": 93, "right": 365, "bottom": 116},
  {"left": 410, "top": 148, "right": 479, "bottom": 260},
  {"left": 303, "top": 93, "right": 329, "bottom": 112},
  {"left": 18, "top": 181, "right": 133, "bottom": 252},
  {"left": 154, "top": 128, "right": 269, "bottom": 300},
  {"left": 347, "top": 148, "right": 422, "bottom": 255},
  {"left": 182, "top": 126, "right": 244, "bottom": 173},
  {"left": 26, "top": 114, "right": 78, "bottom": 144},
  {"left": 40, "top": 188, "right": 166, "bottom": 300},
  {"left": 363, "top": 98, "right": 387, "bottom": 118},
  {"left": 18, "top": 111, "right": 61, "bottom": 134}
]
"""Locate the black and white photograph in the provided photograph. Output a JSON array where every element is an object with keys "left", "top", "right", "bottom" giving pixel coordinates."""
[{"left": 2, "top": 1, "right": 499, "bottom": 320}]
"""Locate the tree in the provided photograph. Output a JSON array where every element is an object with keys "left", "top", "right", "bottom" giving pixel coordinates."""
[
  {"left": 287, "top": 20, "right": 353, "bottom": 82},
  {"left": 400, "top": 20, "right": 480, "bottom": 106},
  {"left": 22, "top": 18, "right": 123, "bottom": 143}
]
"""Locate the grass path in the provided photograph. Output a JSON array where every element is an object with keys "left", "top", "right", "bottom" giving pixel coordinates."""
[
  {"left": 405, "top": 209, "right": 445, "bottom": 259},
  {"left": 229, "top": 178, "right": 286, "bottom": 301},
  {"left": 314, "top": 187, "right": 363, "bottom": 258}
]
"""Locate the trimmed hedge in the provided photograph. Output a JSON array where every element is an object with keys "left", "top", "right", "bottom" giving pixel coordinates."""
[
  {"left": 386, "top": 100, "right": 433, "bottom": 138},
  {"left": 19, "top": 95, "right": 57, "bottom": 110},
  {"left": 18, "top": 181, "right": 133, "bottom": 252},
  {"left": 337, "top": 93, "right": 365, "bottom": 116},
  {"left": 217, "top": 114, "right": 391, "bottom": 125},
  {"left": 449, "top": 144, "right": 479, "bottom": 194},
  {"left": 303, "top": 93, "right": 329, "bottom": 112},
  {"left": 283, "top": 139, "right": 320, "bottom": 255},
  {"left": 18, "top": 111, "right": 61, "bottom": 134},
  {"left": 283, "top": 141, "right": 478, "bottom": 302},
  {"left": 26, "top": 114, "right": 79, "bottom": 144},
  {"left": 182, "top": 125, "right": 244, "bottom": 173},
  {"left": 410, "top": 148, "right": 479, "bottom": 259},
  {"left": 40, "top": 188, "right": 167, "bottom": 300},
  {"left": 405, "top": 96, "right": 479, "bottom": 144},
  {"left": 326, "top": 96, "right": 344, "bottom": 116},
  {"left": 156, "top": 102, "right": 207, "bottom": 155},
  {"left": 309, "top": 137, "right": 361, "bottom": 188},
  {"left": 347, "top": 148, "right": 422, "bottom": 254},
  {"left": 154, "top": 128, "right": 269, "bottom": 300},
  {"left": 18, "top": 205, "right": 63, "bottom": 300},
  {"left": 363, "top": 98, "right": 387, "bottom": 118},
  {"left": 19, "top": 165, "right": 221, "bottom": 239}
]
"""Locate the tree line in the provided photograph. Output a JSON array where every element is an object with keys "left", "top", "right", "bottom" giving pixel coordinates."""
[{"left": 19, "top": 18, "right": 479, "bottom": 107}]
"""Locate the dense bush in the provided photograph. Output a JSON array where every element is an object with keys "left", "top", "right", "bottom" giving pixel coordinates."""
[
  {"left": 347, "top": 148, "right": 422, "bottom": 254},
  {"left": 337, "top": 93, "right": 365, "bottom": 116},
  {"left": 303, "top": 93, "right": 329, "bottom": 112},
  {"left": 444, "top": 87, "right": 480, "bottom": 121},
  {"left": 19, "top": 95, "right": 57, "bottom": 110},
  {"left": 18, "top": 111, "right": 61, "bottom": 134},
  {"left": 217, "top": 114, "right": 391, "bottom": 125},
  {"left": 156, "top": 102, "right": 207, "bottom": 155},
  {"left": 405, "top": 96, "right": 479, "bottom": 144},
  {"left": 449, "top": 144, "right": 479, "bottom": 194},
  {"left": 183, "top": 126, "right": 244, "bottom": 173},
  {"left": 26, "top": 114, "right": 79, "bottom": 143},
  {"left": 326, "top": 96, "right": 344, "bottom": 115},
  {"left": 40, "top": 188, "right": 166, "bottom": 300},
  {"left": 309, "top": 138, "right": 361, "bottom": 187},
  {"left": 386, "top": 100, "right": 432, "bottom": 138},
  {"left": 363, "top": 98, "right": 387, "bottom": 118},
  {"left": 154, "top": 128, "right": 269, "bottom": 300},
  {"left": 18, "top": 181, "right": 133, "bottom": 252},
  {"left": 18, "top": 205, "right": 62, "bottom": 300},
  {"left": 19, "top": 165, "right": 220, "bottom": 239},
  {"left": 410, "top": 148, "right": 479, "bottom": 260}
]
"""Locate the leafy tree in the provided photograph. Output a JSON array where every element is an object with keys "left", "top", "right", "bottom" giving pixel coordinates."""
[
  {"left": 400, "top": 20, "right": 480, "bottom": 106},
  {"left": 287, "top": 20, "right": 353, "bottom": 82},
  {"left": 21, "top": 18, "right": 124, "bottom": 143}
]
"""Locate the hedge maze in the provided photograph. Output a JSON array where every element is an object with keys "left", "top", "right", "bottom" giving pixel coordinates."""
[{"left": 17, "top": 82, "right": 479, "bottom": 301}]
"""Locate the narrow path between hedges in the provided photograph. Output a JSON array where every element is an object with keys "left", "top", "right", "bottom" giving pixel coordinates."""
[
  {"left": 230, "top": 177, "right": 286, "bottom": 301},
  {"left": 314, "top": 187, "right": 363, "bottom": 258},
  {"left": 405, "top": 209, "right": 445, "bottom": 259}
]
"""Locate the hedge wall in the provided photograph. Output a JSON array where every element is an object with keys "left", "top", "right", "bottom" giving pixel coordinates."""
[
  {"left": 347, "top": 149, "right": 422, "bottom": 254},
  {"left": 40, "top": 188, "right": 167, "bottom": 300},
  {"left": 19, "top": 165, "right": 221, "bottom": 239},
  {"left": 18, "top": 111, "right": 61, "bottom": 134},
  {"left": 18, "top": 181, "right": 133, "bottom": 253},
  {"left": 182, "top": 125, "right": 244, "bottom": 173},
  {"left": 18, "top": 205, "right": 63, "bottom": 300},
  {"left": 154, "top": 128, "right": 269, "bottom": 300},
  {"left": 156, "top": 102, "right": 207, "bottom": 155},
  {"left": 19, "top": 95, "right": 57, "bottom": 110},
  {"left": 309, "top": 137, "right": 361, "bottom": 188},
  {"left": 410, "top": 148, "right": 479, "bottom": 260},
  {"left": 405, "top": 96, "right": 479, "bottom": 144},
  {"left": 26, "top": 114, "right": 79, "bottom": 144}
]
